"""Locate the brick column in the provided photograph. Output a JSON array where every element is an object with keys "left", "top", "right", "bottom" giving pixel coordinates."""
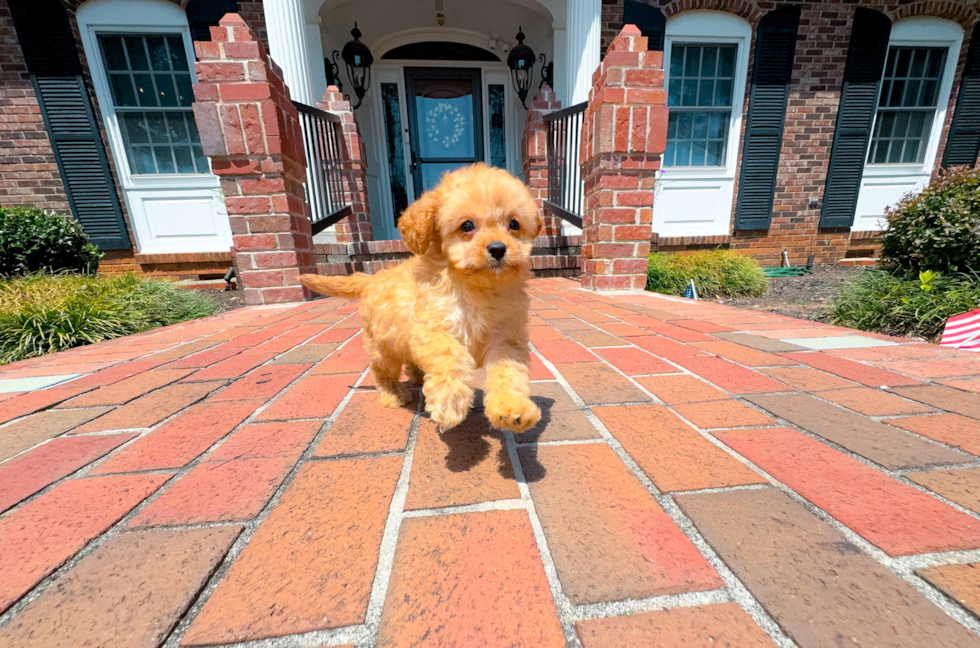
[
  {"left": 192, "top": 14, "right": 315, "bottom": 304},
  {"left": 318, "top": 87, "right": 373, "bottom": 243},
  {"left": 579, "top": 25, "right": 667, "bottom": 291},
  {"left": 522, "top": 85, "right": 562, "bottom": 237}
]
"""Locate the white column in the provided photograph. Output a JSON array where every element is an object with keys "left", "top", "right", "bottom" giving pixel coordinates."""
[
  {"left": 264, "top": 0, "right": 315, "bottom": 105},
  {"left": 565, "top": 0, "right": 601, "bottom": 105},
  {"left": 552, "top": 23, "right": 567, "bottom": 103},
  {"left": 306, "top": 16, "right": 327, "bottom": 102}
]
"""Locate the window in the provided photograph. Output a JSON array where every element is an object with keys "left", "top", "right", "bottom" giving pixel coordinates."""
[
  {"left": 488, "top": 84, "right": 507, "bottom": 169},
  {"left": 664, "top": 44, "right": 736, "bottom": 166},
  {"left": 868, "top": 46, "right": 947, "bottom": 164},
  {"left": 97, "top": 34, "right": 207, "bottom": 174},
  {"left": 381, "top": 82, "right": 409, "bottom": 220}
]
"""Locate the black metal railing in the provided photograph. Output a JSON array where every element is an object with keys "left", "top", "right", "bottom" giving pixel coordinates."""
[
  {"left": 543, "top": 101, "right": 587, "bottom": 229},
  {"left": 293, "top": 101, "right": 352, "bottom": 235}
]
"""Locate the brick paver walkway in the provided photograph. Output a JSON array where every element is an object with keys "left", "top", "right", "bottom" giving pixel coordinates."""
[{"left": 2, "top": 277, "right": 980, "bottom": 646}]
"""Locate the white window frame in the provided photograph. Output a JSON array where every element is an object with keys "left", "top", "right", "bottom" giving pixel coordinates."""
[
  {"left": 654, "top": 11, "right": 752, "bottom": 237},
  {"left": 853, "top": 17, "right": 963, "bottom": 231}
]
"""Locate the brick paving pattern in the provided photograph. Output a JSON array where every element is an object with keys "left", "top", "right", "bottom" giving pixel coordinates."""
[{"left": 1, "top": 277, "right": 980, "bottom": 646}]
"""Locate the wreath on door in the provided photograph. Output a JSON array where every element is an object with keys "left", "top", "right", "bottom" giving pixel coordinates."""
[{"left": 425, "top": 102, "right": 466, "bottom": 149}]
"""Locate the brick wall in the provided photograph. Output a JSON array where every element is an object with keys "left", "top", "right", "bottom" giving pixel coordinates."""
[
  {"left": 0, "top": 0, "right": 70, "bottom": 212},
  {"left": 1, "top": 0, "right": 267, "bottom": 280},
  {"left": 603, "top": 0, "right": 979, "bottom": 265}
]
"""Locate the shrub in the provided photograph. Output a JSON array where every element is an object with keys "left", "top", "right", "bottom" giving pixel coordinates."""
[
  {"left": 831, "top": 269, "right": 980, "bottom": 341},
  {"left": 878, "top": 166, "right": 980, "bottom": 275},
  {"left": 0, "top": 207, "right": 103, "bottom": 276},
  {"left": 0, "top": 273, "right": 220, "bottom": 364},
  {"left": 646, "top": 250, "right": 768, "bottom": 298}
]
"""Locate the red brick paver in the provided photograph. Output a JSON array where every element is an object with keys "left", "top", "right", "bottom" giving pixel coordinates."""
[{"left": 2, "top": 278, "right": 980, "bottom": 646}]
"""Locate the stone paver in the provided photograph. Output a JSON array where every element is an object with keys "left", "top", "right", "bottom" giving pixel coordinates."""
[
  {"left": 677, "top": 488, "right": 980, "bottom": 647},
  {"left": 2, "top": 278, "right": 979, "bottom": 647},
  {"left": 376, "top": 510, "right": 565, "bottom": 647}
]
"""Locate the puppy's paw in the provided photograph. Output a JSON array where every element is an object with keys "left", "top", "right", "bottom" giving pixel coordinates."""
[
  {"left": 377, "top": 382, "right": 411, "bottom": 409},
  {"left": 424, "top": 379, "right": 474, "bottom": 431},
  {"left": 485, "top": 393, "right": 541, "bottom": 433}
]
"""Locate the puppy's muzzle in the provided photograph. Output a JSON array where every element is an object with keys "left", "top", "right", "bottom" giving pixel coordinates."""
[{"left": 487, "top": 241, "right": 507, "bottom": 262}]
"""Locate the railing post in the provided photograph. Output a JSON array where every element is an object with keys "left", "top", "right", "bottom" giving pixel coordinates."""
[
  {"left": 579, "top": 25, "right": 667, "bottom": 291},
  {"left": 317, "top": 87, "right": 373, "bottom": 243},
  {"left": 522, "top": 85, "right": 562, "bottom": 237},
  {"left": 191, "top": 13, "right": 316, "bottom": 304}
]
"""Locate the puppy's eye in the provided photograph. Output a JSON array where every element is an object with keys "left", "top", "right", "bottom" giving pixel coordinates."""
[
  {"left": 509, "top": 219, "right": 520, "bottom": 231},
  {"left": 461, "top": 221, "right": 475, "bottom": 233}
]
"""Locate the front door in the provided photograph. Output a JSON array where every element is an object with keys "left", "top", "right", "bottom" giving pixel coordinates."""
[{"left": 404, "top": 68, "right": 484, "bottom": 198}]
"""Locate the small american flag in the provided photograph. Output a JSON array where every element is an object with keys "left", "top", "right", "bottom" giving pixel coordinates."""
[
  {"left": 941, "top": 308, "right": 980, "bottom": 352},
  {"left": 682, "top": 280, "right": 698, "bottom": 300}
]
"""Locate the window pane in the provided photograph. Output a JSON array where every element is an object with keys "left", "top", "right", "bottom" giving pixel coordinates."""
[
  {"left": 682, "top": 79, "right": 697, "bottom": 105},
  {"left": 701, "top": 47, "right": 717, "bottom": 76},
  {"left": 698, "top": 79, "right": 714, "bottom": 106},
  {"left": 677, "top": 112, "right": 693, "bottom": 139},
  {"left": 146, "top": 36, "right": 170, "bottom": 71},
  {"left": 714, "top": 80, "right": 732, "bottom": 107},
  {"left": 109, "top": 73, "right": 137, "bottom": 106},
  {"left": 677, "top": 140, "right": 691, "bottom": 166},
  {"left": 663, "top": 141, "right": 676, "bottom": 167},
  {"left": 167, "top": 36, "right": 188, "bottom": 71},
  {"left": 670, "top": 46, "right": 684, "bottom": 77},
  {"left": 685, "top": 47, "right": 700, "bottom": 76},
  {"left": 718, "top": 47, "right": 735, "bottom": 76},
  {"left": 131, "top": 146, "right": 156, "bottom": 174},
  {"left": 691, "top": 140, "right": 707, "bottom": 166},
  {"left": 146, "top": 112, "right": 168, "bottom": 143},
  {"left": 166, "top": 112, "right": 189, "bottom": 143},
  {"left": 156, "top": 74, "right": 178, "bottom": 106},
  {"left": 692, "top": 112, "right": 708, "bottom": 139},
  {"left": 154, "top": 147, "right": 175, "bottom": 173},
  {"left": 193, "top": 146, "right": 208, "bottom": 173},
  {"left": 488, "top": 85, "right": 506, "bottom": 169},
  {"left": 100, "top": 36, "right": 128, "bottom": 70},
  {"left": 175, "top": 74, "right": 194, "bottom": 106},
  {"left": 134, "top": 73, "right": 157, "bottom": 107},
  {"left": 173, "top": 146, "right": 195, "bottom": 173},
  {"left": 124, "top": 36, "right": 149, "bottom": 70},
  {"left": 121, "top": 113, "right": 149, "bottom": 144},
  {"left": 706, "top": 140, "right": 723, "bottom": 166},
  {"left": 708, "top": 112, "right": 725, "bottom": 138},
  {"left": 381, "top": 83, "right": 409, "bottom": 219},
  {"left": 668, "top": 81, "right": 681, "bottom": 106}
]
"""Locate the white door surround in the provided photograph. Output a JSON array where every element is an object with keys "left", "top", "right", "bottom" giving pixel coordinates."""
[
  {"left": 852, "top": 17, "right": 963, "bottom": 232},
  {"left": 76, "top": 0, "right": 232, "bottom": 255},
  {"left": 653, "top": 11, "right": 752, "bottom": 238}
]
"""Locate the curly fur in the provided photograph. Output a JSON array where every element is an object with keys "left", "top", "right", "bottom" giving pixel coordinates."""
[{"left": 299, "top": 163, "right": 543, "bottom": 432}]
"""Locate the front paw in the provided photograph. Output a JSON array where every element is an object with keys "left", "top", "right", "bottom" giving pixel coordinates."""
[
  {"left": 485, "top": 393, "right": 541, "bottom": 433},
  {"left": 423, "top": 380, "right": 474, "bottom": 431}
]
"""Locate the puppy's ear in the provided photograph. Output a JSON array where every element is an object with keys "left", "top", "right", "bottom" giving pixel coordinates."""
[{"left": 398, "top": 190, "right": 441, "bottom": 257}]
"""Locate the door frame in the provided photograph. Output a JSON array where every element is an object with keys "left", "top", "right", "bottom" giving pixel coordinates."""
[
  {"left": 403, "top": 67, "right": 485, "bottom": 199},
  {"left": 366, "top": 61, "right": 519, "bottom": 240}
]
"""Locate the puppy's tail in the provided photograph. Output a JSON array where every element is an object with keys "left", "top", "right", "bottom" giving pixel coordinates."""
[{"left": 298, "top": 272, "right": 372, "bottom": 299}]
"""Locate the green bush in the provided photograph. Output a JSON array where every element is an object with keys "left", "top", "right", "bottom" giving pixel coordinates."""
[
  {"left": 646, "top": 250, "right": 769, "bottom": 298},
  {"left": 832, "top": 269, "right": 980, "bottom": 341},
  {"left": 0, "top": 273, "right": 220, "bottom": 364},
  {"left": 879, "top": 166, "right": 980, "bottom": 275},
  {"left": 0, "top": 207, "right": 103, "bottom": 277}
]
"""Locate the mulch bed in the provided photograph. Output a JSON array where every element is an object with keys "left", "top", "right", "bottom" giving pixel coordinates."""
[{"left": 720, "top": 265, "right": 866, "bottom": 322}]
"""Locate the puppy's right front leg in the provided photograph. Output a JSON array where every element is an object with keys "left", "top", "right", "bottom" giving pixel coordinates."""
[{"left": 411, "top": 331, "right": 475, "bottom": 431}]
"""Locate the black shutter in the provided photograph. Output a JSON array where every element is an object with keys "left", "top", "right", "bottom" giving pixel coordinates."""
[
  {"left": 186, "top": 0, "right": 241, "bottom": 43},
  {"left": 623, "top": 0, "right": 665, "bottom": 51},
  {"left": 943, "top": 24, "right": 980, "bottom": 168},
  {"left": 734, "top": 6, "right": 800, "bottom": 231},
  {"left": 819, "top": 8, "right": 892, "bottom": 228},
  {"left": 9, "top": 0, "right": 130, "bottom": 250}
]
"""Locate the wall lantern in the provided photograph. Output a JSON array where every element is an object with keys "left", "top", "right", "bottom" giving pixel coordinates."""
[
  {"left": 332, "top": 23, "right": 373, "bottom": 109},
  {"left": 507, "top": 27, "right": 536, "bottom": 108}
]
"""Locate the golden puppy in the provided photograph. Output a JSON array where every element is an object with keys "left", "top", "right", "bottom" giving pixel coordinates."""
[{"left": 298, "top": 163, "right": 542, "bottom": 433}]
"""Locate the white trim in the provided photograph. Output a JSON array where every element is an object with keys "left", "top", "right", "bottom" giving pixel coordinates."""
[
  {"left": 654, "top": 10, "right": 752, "bottom": 237},
  {"left": 372, "top": 28, "right": 504, "bottom": 60},
  {"left": 76, "top": 0, "right": 230, "bottom": 254},
  {"left": 853, "top": 17, "right": 963, "bottom": 232}
]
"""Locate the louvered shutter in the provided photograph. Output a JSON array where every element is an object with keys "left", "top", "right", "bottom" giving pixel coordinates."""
[
  {"left": 623, "top": 0, "right": 665, "bottom": 51},
  {"left": 9, "top": 0, "right": 130, "bottom": 250},
  {"left": 734, "top": 6, "right": 800, "bottom": 231},
  {"left": 819, "top": 8, "right": 892, "bottom": 228},
  {"left": 943, "top": 24, "right": 980, "bottom": 168},
  {"left": 186, "top": 0, "right": 240, "bottom": 43}
]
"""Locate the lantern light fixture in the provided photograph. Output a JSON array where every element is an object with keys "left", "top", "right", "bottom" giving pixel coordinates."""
[
  {"left": 332, "top": 22, "right": 373, "bottom": 110},
  {"left": 507, "top": 26, "right": 536, "bottom": 109}
]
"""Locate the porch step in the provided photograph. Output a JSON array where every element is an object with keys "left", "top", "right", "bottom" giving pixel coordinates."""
[
  {"left": 837, "top": 257, "right": 877, "bottom": 267},
  {"left": 172, "top": 279, "right": 236, "bottom": 291}
]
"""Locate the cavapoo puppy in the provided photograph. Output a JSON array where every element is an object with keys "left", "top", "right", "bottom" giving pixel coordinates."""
[{"left": 298, "top": 163, "right": 542, "bottom": 433}]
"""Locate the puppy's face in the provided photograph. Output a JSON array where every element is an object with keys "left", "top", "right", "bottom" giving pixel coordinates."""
[{"left": 398, "top": 164, "right": 542, "bottom": 286}]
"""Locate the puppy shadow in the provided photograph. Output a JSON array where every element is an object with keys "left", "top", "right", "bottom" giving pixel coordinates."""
[{"left": 512, "top": 394, "right": 554, "bottom": 483}]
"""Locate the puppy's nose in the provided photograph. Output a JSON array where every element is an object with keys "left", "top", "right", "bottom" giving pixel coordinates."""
[{"left": 487, "top": 241, "right": 507, "bottom": 261}]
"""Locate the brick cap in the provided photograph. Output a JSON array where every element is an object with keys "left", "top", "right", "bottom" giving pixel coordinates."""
[
  {"left": 218, "top": 13, "right": 247, "bottom": 26},
  {"left": 620, "top": 24, "right": 642, "bottom": 36}
]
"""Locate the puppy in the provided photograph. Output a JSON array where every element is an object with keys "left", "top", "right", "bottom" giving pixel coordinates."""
[{"left": 298, "top": 163, "right": 542, "bottom": 433}]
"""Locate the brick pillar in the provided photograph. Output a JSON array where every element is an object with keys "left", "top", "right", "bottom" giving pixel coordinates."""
[
  {"left": 318, "top": 87, "right": 373, "bottom": 242},
  {"left": 522, "top": 85, "right": 562, "bottom": 237},
  {"left": 579, "top": 25, "right": 667, "bottom": 291},
  {"left": 192, "top": 13, "right": 315, "bottom": 304}
]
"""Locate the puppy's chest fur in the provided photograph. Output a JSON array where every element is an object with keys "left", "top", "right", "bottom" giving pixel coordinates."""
[{"left": 436, "top": 284, "right": 526, "bottom": 356}]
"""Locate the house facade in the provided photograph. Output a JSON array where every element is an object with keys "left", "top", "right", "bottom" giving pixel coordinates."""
[{"left": 1, "top": 0, "right": 978, "bottom": 279}]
